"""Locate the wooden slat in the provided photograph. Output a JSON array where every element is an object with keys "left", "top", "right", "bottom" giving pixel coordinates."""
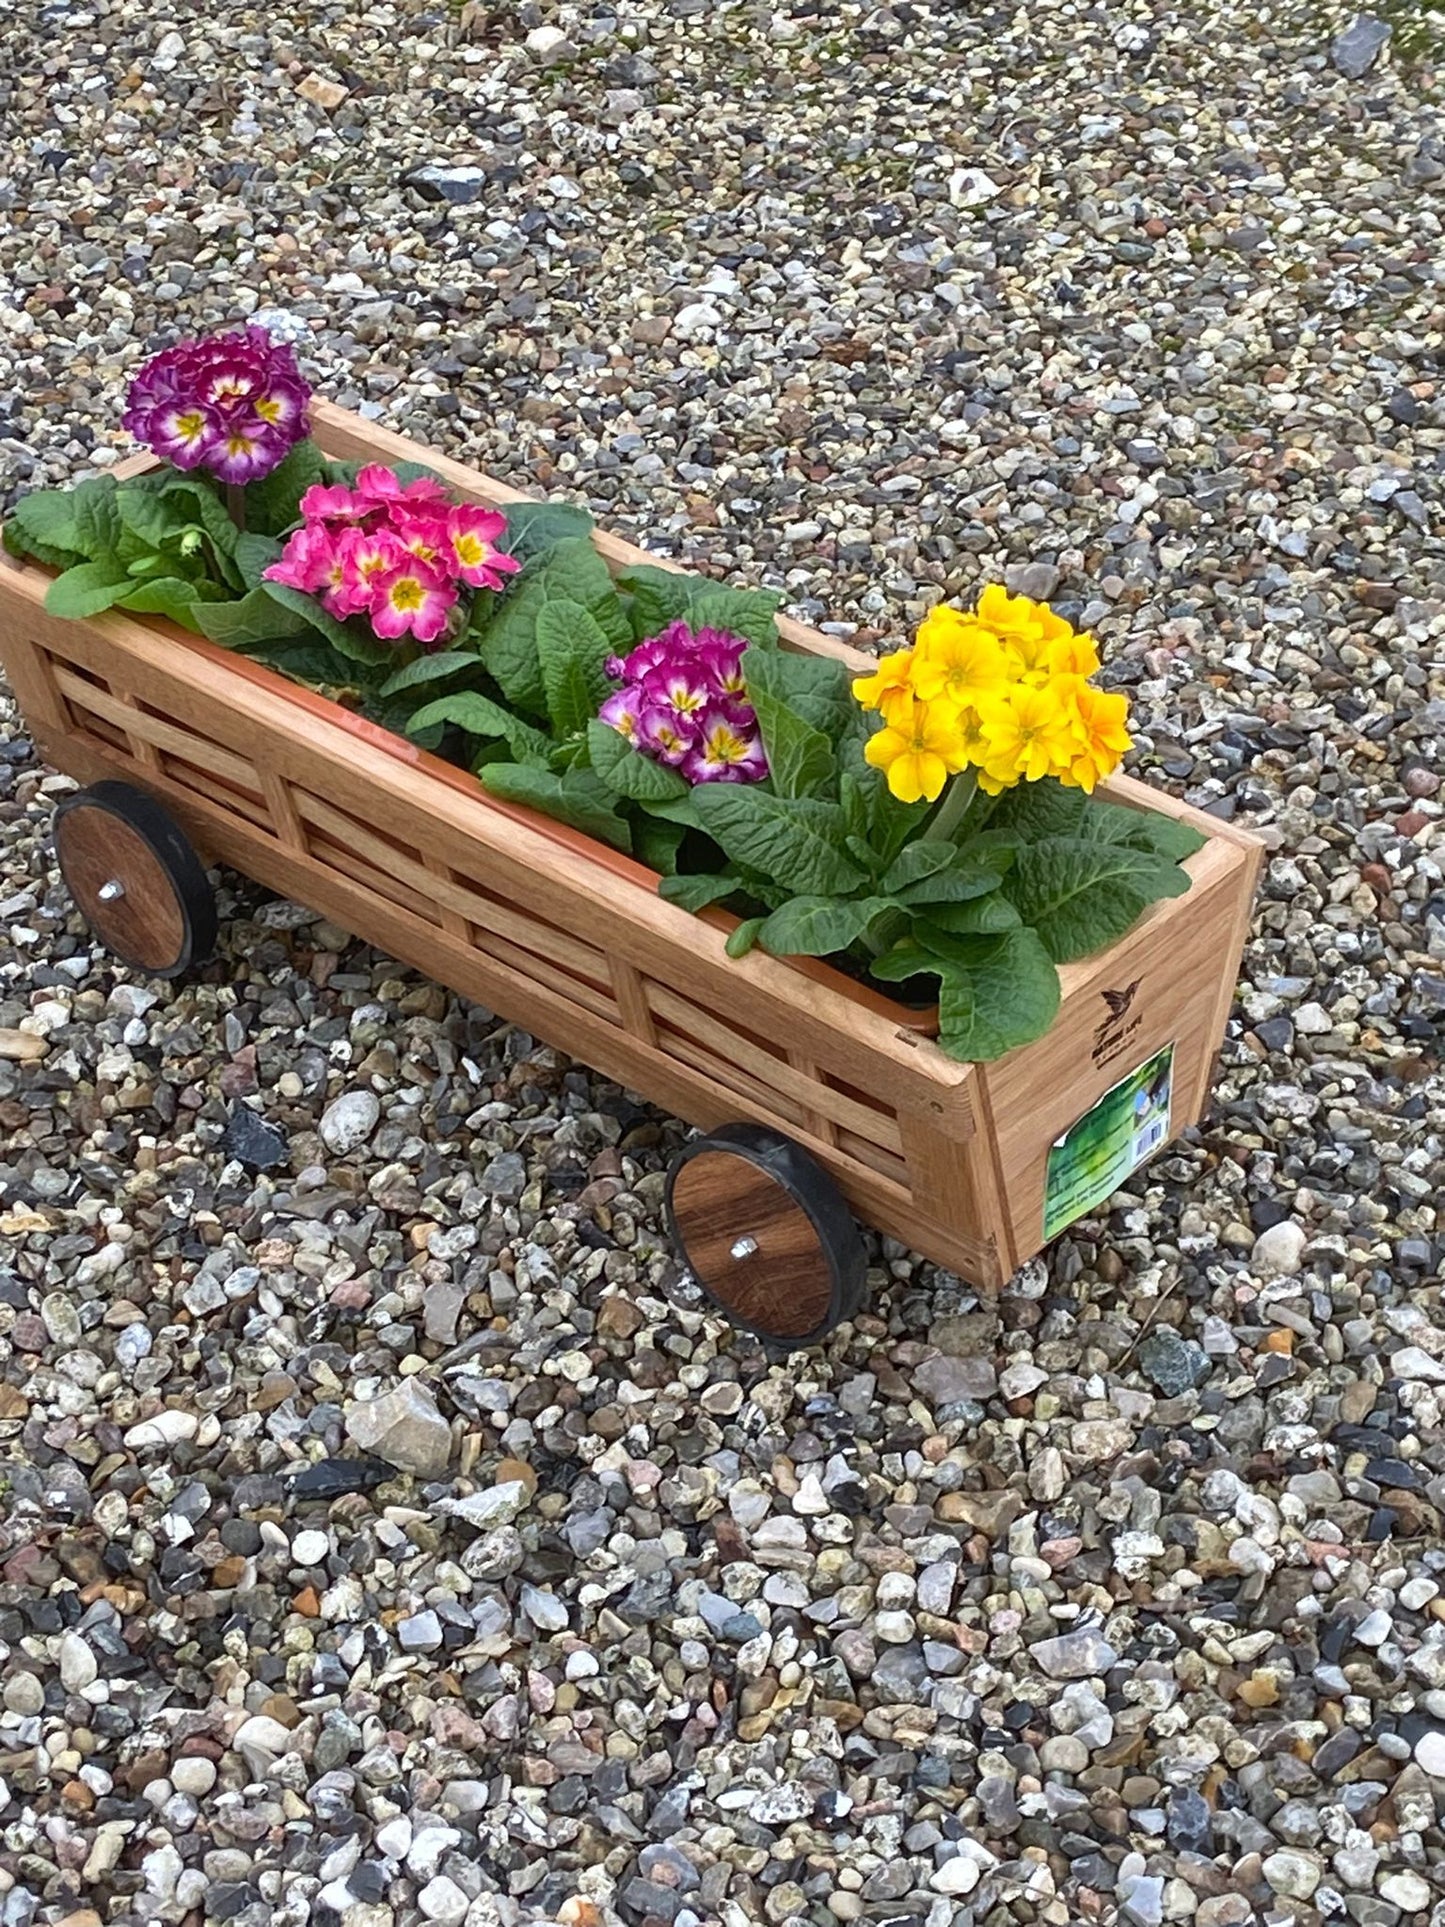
[
  {"left": 296, "top": 791, "right": 617, "bottom": 994},
  {"left": 608, "top": 957, "right": 657, "bottom": 1048},
  {"left": 261, "top": 770, "right": 306, "bottom": 854},
  {"left": 53, "top": 668, "right": 257, "bottom": 790},
  {"left": 647, "top": 983, "right": 904, "bottom": 1153}
]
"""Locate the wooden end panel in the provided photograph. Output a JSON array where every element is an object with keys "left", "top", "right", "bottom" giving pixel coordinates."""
[{"left": 973, "top": 834, "right": 1258, "bottom": 1266}]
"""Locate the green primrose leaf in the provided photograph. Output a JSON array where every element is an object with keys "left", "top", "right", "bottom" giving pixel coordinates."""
[
  {"left": 725, "top": 916, "right": 766, "bottom": 959},
  {"left": 893, "top": 862, "right": 1005, "bottom": 907},
  {"left": 260, "top": 581, "right": 390, "bottom": 668},
  {"left": 920, "top": 894, "right": 1023, "bottom": 935},
  {"left": 243, "top": 439, "right": 327, "bottom": 538},
  {"left": 930, "top": 929, "right": 1062, "bottom": 1063},
  {"left": 149, "top": 473, "right": 241, "bottom": 559},
  {"left": 233, "top": 532, "right": 284, "bottom": 591},
  {"left": 634, "top": 814, "right": 686, "bottom": 875},
  {"left": 1080, "top": 797, "right": 1207, "bottom": 862},
  {"left": 586, "top": 719, "right": 690, "bottom": 803},
  {"left": 7, "top": 487, "right": 85, "bottom": 564},
  {"left": 688, "top": 786, "right": 867, "bottom": 898},
  {"left": 686, "top": 588, "right": 782, "bottom": 649},
  {"left": 742, "top": 651, "right": 835, "bottom": 801},
  {"left": 195, "top": 586, "right": 312, "bottom": 650},
  {"left": 536, "top": 598, "right": 615, "bottom": 736},
  {"left": 658, "top": 871, "right": 750, "bottom": 914},
  {"left": 879, "top": 841, "right": 960, "bottom": 894},
  {"left": 43, "top": 561, "right": 134, "bottom": 620},
  {"left": 477, "top": 762, "right": 632, "bottom": 852},
  {"left": 755, "top": 895, "right": 893, "bottom": 959},
  {"left": 986, "top": 774, "right": 1087, "bottom": 842},
  {"left": 405, "top": 692, "right": 551, "bottom": 763},
  {"left": 73, "top": 478, "right": 123, "bottom": 569},
  {"left": 499, "top": 499, "right": 595, "bottom": 564},
  {"left": 114, "top": 577, "right": 216, "bottom": 630},
  {"left": 378, "top": 651, "right": 481, "bottom": 699},
  {"left": 1005, "top": 836, "right": 1192, "bottom": 964}
]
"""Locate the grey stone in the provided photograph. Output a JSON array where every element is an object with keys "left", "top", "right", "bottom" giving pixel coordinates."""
[
  {"left": 1330, "top": 15, "right": 1391, "bottom": 77},
  {"left": 345, "top": 1380, "right": 452, "bottom": 1478}
]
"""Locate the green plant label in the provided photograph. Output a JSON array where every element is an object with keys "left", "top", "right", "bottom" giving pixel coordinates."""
[{"left": 1043, "top": 1042, "right": 1174, "bottom": 1242}]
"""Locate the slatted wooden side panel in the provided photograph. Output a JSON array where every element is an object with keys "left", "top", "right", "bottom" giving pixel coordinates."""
[{"left": 0, "top": 579, "right": 1005, "bottom": 1271}]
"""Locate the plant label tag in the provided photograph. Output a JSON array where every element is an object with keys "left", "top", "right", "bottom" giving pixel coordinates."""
[{"left": 1043, "top": 1042, "right": 1175, "bottom": 1242}]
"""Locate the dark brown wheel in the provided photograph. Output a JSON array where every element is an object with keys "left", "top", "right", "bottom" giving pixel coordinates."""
[
  {"left": 54, "top": 781, "right": 216, "bottom": 978},
  {"left": 665, "top": 1123, "right": 867, "bottom": 1348}
]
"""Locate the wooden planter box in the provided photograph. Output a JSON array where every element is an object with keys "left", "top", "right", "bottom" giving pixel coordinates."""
[{"left": 0, "top": 401, "right": 1261, "bottom": 1292}]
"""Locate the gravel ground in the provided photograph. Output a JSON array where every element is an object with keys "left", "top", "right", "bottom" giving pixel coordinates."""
[{"left": 3, "top": 3, "right": 1445, "bottom": 1926}]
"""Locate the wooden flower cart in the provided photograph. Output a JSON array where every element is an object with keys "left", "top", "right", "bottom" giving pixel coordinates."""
[{"left": 0, "top": 403, "right": 1261, "bottom": 1345}]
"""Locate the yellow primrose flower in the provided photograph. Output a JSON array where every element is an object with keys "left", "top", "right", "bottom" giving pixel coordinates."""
[
  {"left": 976, "top": 683, "right": 1083, "bottom": 788},
  {"left": 910, "top": 610, "right": 1009, "bottom": 713},
  {"left": 852, "top": 648, "right": 916, "bottom": 726},
  {"left": 864, "top": 695, "right": 969, "bottom": 803},
  {"left": 974, "top": 583, "right": 1075, "bottom": 674},
  {"left": 1046, "top": 629, "right": 1102, "bottom": 678},
  {"left": 1060, "top": 681, "right": 1132, "bottom": 793}
]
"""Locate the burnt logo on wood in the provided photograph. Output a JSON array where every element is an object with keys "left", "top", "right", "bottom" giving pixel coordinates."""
[
  {"left": 1093, "top": 978, "right": 1144, "bottom": 1066},
  {"left": 1100, "top": 979, "right": 1141, "bottom": 1021}
]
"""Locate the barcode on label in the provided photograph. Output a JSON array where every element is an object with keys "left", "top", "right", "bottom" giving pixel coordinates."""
[{"left": 1136, "top": 1117, "right": 1166, "bottom": 1156}]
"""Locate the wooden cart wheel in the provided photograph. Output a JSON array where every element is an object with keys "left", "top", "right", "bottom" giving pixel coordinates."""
[
  {"left": 665, "top": 1123, "right": 867, "bottom": 1347},
  {"left": 54, "top": 781, "right": 216, "bottom": 979}
]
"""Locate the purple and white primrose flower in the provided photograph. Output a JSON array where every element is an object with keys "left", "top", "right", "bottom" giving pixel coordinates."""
[
  {"left": 122, "top": 326, "right": 312, "bottom": 485},
  {"left": 599, "top": 621, "right": 767, "bottom": 785}
]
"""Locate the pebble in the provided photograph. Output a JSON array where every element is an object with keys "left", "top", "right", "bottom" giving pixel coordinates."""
[
  {"left": 1331, "top": 14, "right": 1391, "bottom": 76},
  {"left": 1251, "top": 1220, "right": 1307, "bottom": 1277},
  {"left": 57, "top": 1633, "right": 98, "bottom": 1692},
  {"left": 1031, "top": 1629, "right": 1119, "bottom": 1680},
  {"left": 319, "top": 1090, "right": 381, "bottom": 1154},
  {"left": 345, "top": 1380, "right": 452, "bottom": 1477}
]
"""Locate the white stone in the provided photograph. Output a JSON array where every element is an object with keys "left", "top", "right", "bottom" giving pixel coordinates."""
[
  {"left": 791, "top": 1472, "right": 829, "bottom": 1516},
  {"left": 931, "top": 1858, "right": 980, "bottom": 1896},
  {"left": 437, "top": 1479, "right": 529, "bottom": 1530},
  {"left": 948, "top": 167, "right": 1000, "bottom": 209},
  {"left": 375, "top": 1817, "right": 412, "bottom": 1860},
  {"left": 1293, "top": 1000, "right": 1332, "bottom": 1033},
  {"left": 525, "top": 24, "right": 577, "bottom": 64},
  {"left": 673, "top": 301, "right": 723, "bottom": 339},
  {"left": 999, "top": 1361, "right": 1048, "bottom": 1400},
  {"left": 291, "top": 1529, "right": 330, "bottom": 1567},
  {"left": 1353, "top": 1608, "right": 1392, "bottom": 1647},
  {"left": 123, "top": 1409, "right": 198, "bottom": 1448},
  {"left": 417, "top": 1874, "right": 469, "bottom": 1924},
  {"left": 398, "top": 1610, "right": 443, "bottom": 1651},
  {"left": 233, "top": 1714, "right": 292, "bottom": 1759},
  {"left": 3, "top": 1672, "right": 43, "bottom": 1715},
  {"left": 1392, "top": 1346, "right": 1445, "bottom": 1382},
  {"left": 521, "top": 1584, "right": 568, "bottom": 1632},
  {"left": 58, "top": 1632, "right": 98, "bottom": 1692},
  {"left": 1262, "top": 1848, "right": 1321, "bottom": 1900},
  {"left": 319, "top": 1090, "right": 380, "bottom": 1154},
  {"left": 171, "top": 1757, "right": 217, "bottom": 1797},
  {"left": 1401, "top": 1577, "right": 1439, "bottom": 1610},
  {"left": 1380, "top": 1871, "right": 1432, "bottom": 1912},
  {"left": 407, "top": 1825, "right": 462, "bottom": 1881},
  {"left": 1251, "top": 1220, "right": 1307, "bottom": 1277},
  {"left": 1413, "top": 1730, "right": 1445, "bottom": 1779}
]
